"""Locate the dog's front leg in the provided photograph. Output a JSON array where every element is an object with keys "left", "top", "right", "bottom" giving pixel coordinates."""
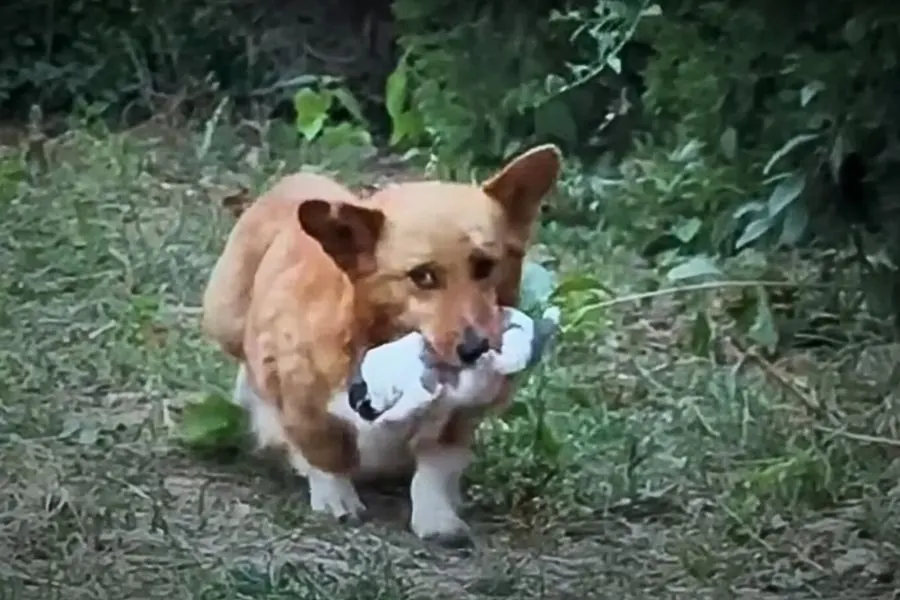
[
  {"left": 263, "top": 336, "right": 366, "bottom": 522},
  {"left": 282, "top": 387, "right": 366, "bottom": 521},
  {"left": 409, "top": 441, "right": 473, "bottom": 547},
  {"left": 288, "top": 449, "right": 366, "bottom": 522}
]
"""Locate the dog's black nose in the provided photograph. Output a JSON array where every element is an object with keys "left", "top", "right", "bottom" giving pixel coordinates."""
[{"left": 456, "top": 327, "right": 490, "bottom": 365}]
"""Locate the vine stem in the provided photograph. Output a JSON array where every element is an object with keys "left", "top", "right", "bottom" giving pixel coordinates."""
[
  {"left": 586, "top": 279, "right": 842, "bottom": 310},
  {"left": 536, "top": 0, "right": 652, "bottom": 106}
]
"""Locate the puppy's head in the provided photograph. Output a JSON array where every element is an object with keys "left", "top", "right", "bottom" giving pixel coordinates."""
[{"left": 365, "top": 144, "right": 562, "bottom": 366}]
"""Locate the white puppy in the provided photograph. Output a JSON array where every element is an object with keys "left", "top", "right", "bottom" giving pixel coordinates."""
[{"left": 347, "top": 306, "right": 561, "bottom": 432}]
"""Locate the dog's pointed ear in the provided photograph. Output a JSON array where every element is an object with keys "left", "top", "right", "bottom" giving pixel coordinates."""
[
  {"left": 297, "top": 199, "right": 385, "bottom": 277},
  {"left": 481, "top": 144, "right": 561, "bottom": 238}
]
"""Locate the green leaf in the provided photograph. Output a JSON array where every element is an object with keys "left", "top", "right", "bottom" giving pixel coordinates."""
[
  {"left": 606, "top": 55, "right": 622, "bottom": 74},
  {"left": 389, "top": 111, "right": 425, "bottom": 147},
  {"left": 748, "top": 287, "right": 778, "bottom": 352},
  {"left": 666, "top": 255, "right": 724, "bottom": 282},
  {"left": 733, "top": 201, "right": 765, "bottom": 221},
  {"left": 767, "top": 173, "right": 805, "bottom": 218},
  {"left": 179, "top": 393, "right": 247, "bottom": 449},
  {"left": 519, "top": 260, "right": 557, "bottom": 313},
  {"left": 777, "top": 201, "right": 809, "bottom": 247},
  {"left": 672, "top": 217, "right": 702, "bottom": 244},
  {"left": 329, "top": 87, "right": 367, "bottom": 125},
  {"left": 689, "top": 309, "right": 713, "bottom": 357},
  {"left": 719, "top": 127, "right": 737, "bottom": 160},
  {"left": 533, "top": 98, "right": 578, "bottom": 145},
  {"left": 735, "top": 217, "right": 772, "bottom": 250},
  {"left": 385, "top": 59, "right": 408, "bottom": 123},
  {"left": 843, "top": 17, "right": 866, "bottom": 45},
  {"left": 829, "top": 131, "right": 847, "bottom": 180},
  {"left": 294, "top": 88, "right": 332, "bottom": 142},
  {"left": 800, "top": 81, "right": 824, "bottom": 107},
  {"left": 554, "top": 273, "right": 606, "bottom": 297},
  {"left": 763, "top": 133, "right": 820, "bottom": 176},
  {"left": 534, "top": 420, "right": 562, "bottom": 459},
  {"left": 318, "top": 122, "right": 373, "bottom": 149},
  {"left": 503, "top": 398, "right": 533, "bottom": 421}
]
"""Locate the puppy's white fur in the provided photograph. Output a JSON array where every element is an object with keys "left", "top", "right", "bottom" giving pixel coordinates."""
[{"left": 362, "top": 306, "right": 555, "bottom": 432}]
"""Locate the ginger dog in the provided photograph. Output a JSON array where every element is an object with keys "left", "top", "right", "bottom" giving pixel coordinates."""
[{"left": 201, "top": 144, "right": 561, "bottom": 546}]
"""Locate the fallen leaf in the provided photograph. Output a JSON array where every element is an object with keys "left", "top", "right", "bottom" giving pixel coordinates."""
[
  {"left": 178, "top": 393, "right": 247, "bottom": 450},
  {"left": 222, "top": 187, "right": 252, "bottom": 218},
  {"left": 832, "top": 547, "right": 880, "bottom": 576}
]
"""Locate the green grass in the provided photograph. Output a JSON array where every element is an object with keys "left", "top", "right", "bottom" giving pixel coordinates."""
[{"left": 1, "top": 116, "right": 898, "bottom": 600}]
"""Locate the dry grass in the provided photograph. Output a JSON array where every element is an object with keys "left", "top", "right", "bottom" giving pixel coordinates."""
[{"left": 1, "top": 117, "right": 899, "bottom": 600}]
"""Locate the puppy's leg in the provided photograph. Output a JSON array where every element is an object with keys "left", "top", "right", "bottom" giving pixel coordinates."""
[{"left": 409, "top": 443, "right": 473, "bottom": 547}]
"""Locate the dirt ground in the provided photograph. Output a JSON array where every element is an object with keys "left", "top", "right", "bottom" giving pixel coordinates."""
[{"left": 1, "top": 121, "right": 898, "bottom": 600}]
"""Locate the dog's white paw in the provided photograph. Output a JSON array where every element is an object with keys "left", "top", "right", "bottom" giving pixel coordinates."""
[
  {"left": 409, "top": 448, "right": 472, "bottom": 547},
  {"left": 308, "top": 471, "right": 366, "bottom": 522},
  {"left": 410, "top": 503, "right": 472, "bottom": 548}
]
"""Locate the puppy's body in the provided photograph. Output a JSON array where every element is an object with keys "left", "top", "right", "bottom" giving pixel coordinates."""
[
  {"left": 356, "top": 305, "right": 561, "bottom": 435},
  {"left": 202, "top": 147, "right": 561, "bottom": 545}
]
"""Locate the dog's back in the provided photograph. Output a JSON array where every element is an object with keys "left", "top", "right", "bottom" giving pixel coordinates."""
[{"left": 201, "top": 173, "right": 358, "bottom": 359}]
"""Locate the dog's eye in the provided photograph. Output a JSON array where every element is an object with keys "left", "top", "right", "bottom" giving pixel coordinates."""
[
  {"left": 408, "top": 264, "right": 441, "bottom": 290},
  {"left": 470, "top": 256, "right": 496, "bottom": 281}
]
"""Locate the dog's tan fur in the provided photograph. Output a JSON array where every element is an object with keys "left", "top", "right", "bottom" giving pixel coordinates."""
[{"left": 201, "top": 145, "right": 561, "bottom": 543}]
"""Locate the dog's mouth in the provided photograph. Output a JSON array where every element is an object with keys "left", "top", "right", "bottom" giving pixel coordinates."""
[
  {"left": 418, "top": 339, "right": 455, "bottom": 369},
  {"left": 418, "top": 330, "right": 503, "bottom": 369}
]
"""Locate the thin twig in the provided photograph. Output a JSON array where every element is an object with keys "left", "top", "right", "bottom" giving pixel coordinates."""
[
  {"left": 718, "top": 501, "right": 830, "bottom": 579},
  {"left": 737, "top": 341, "right": 819, "bottom": 411},
  {"left": 813, "top": 426, "right": 900, "bottom": 448},
  {"left": 587, "top": 279, "right": 841, "bottom": 310},
  {"left": 726, "top": 338, "right": 900, "bottom": 448},
  {"left": 723, "top": 336, "right": 843, "bottom": 428}
]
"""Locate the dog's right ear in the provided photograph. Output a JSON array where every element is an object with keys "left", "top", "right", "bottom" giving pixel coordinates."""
[{"left": 297, "top": 199, "right": 385, "bottom": 276}]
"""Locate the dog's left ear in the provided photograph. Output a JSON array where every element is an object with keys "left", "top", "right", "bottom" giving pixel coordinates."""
[
  {"left": 481, "top": 144, "right": 562, "bottom": 239},
  {"left": 298, "top": 199, "right": 385, "bottom": 277}
]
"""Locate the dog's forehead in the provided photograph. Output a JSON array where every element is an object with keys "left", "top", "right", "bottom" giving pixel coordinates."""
[{"left": 374, "top": 182, "right": 506, "bottom": 254}]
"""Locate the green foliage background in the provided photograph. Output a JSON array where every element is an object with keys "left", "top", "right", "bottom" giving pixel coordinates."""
[
  {"left": 385, "top": 0, "right": 900, "bottom": 329},
  {"left": 3, "top": 0, "right": 899, "bottom": 325}
]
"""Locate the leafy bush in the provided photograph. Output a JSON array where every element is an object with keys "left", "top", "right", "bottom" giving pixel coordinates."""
[
  {"left": 0, "top": 0, "right": 395, "bottom": 121},
  {"left": 5, "top": 0, "right": 900, "bottom": 324},
  {"left": 386, "top": 0, "right": 900, "bottom": 329}
]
